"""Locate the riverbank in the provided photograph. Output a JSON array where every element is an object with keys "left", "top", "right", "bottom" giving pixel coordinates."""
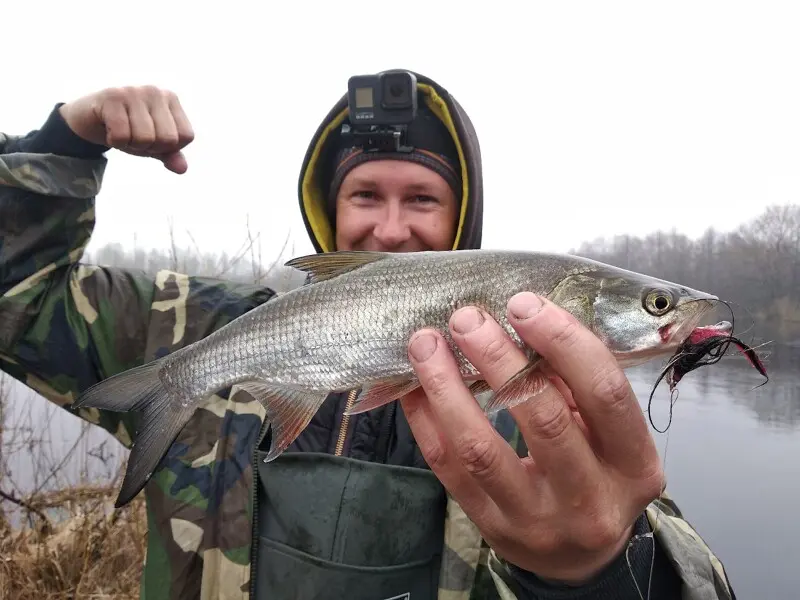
[{"left": 0, "top": 481, "right": 145, "bottom": 599}]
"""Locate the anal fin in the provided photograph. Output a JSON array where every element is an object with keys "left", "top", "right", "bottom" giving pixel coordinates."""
[
  {"left": 343, "top": 378, "right": 421, "bottom": 416},
  {"left": 238, "top": 380, "right": 329, "bottom": 462},
  {"left": 483, "top": 359, "right": 550, "bottom": 415}
]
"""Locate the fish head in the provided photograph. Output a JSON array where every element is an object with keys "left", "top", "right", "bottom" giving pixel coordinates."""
[{"left": 572, "top": 269, "right": 719, "bottom": 368}]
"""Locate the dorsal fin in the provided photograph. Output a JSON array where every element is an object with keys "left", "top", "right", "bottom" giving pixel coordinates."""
[{"left": 285, "top": 251, "right": 389, "bottom": 283}]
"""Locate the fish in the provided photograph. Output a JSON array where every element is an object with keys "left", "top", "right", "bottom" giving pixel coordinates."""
[{"left": 71, "top": 249, "right": 722, "bottom": 507}]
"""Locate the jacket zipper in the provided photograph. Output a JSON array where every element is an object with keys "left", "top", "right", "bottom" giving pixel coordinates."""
[
  {"left": 249, "top": 419, "right": 270, "bottom": 599},
  {"left": 335, "top": 389, "right": 358, "bottom": 456}
]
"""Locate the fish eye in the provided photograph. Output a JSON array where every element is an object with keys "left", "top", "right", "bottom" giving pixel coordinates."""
[{"left": 644, "top": 290, "right": 673, "bottom": 316}]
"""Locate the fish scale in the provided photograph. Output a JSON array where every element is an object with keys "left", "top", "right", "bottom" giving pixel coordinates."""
[{"left": 72, "top": 248, "right": 719, "bottom": 507}]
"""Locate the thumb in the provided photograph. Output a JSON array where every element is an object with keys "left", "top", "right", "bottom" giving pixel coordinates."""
[{"left": 159, "top": 151, "right": 189, "bottom": 174}]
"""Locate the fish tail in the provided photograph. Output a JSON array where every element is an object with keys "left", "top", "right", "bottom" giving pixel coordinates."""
[{"left": 72, "top": 360, "right": 195, "bottom": 508}]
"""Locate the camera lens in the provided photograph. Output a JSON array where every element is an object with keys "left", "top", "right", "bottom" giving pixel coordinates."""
[{"left": 381, "top": 73, "right": 413, "bottom": 109}]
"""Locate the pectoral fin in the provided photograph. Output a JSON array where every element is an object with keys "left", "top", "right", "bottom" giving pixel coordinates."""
[
  {"left": 483, "top": 359, "right": 550, "bottom": 414},
  {"left": 343, "top": 378, "right": 421, "bottom": 416},
  {"left": 238, "top": 380, "right": 329, "bottom": 461}
]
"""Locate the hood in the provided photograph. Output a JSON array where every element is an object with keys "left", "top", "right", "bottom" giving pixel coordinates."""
[{"left": 297, "top": 70, "right": 484, "bottom": 253}]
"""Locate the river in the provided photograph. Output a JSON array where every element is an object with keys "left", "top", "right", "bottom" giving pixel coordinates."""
[{"left": 2, "top": 344, "right": 799, "bottom": 599}]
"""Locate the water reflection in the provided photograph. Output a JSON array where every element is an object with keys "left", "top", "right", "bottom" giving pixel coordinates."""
[{"left": 626, "top": 343, "right": 800, "bottom": 600}]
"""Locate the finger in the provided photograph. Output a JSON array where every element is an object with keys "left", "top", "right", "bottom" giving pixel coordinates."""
[
  {"left": 407, "top": 329, "right": 530, "bottom": 513},
  {"left": 100, "top": 101, "right": 131, "bottom": 148},
  {"left": 449, "top": 307, "right": 600, "bottom": 496},
  {"left": 147, "top": 93, "right": 180, "bottom": 154},
  {"left": 547, "top": 374, "right": 590, "bottom": 438},
  {"left": 167, "top": 94, "right": 195, "bottom": 147},
  {"left": 125, "top": 99, "right": 157, "bottom": 151},
  {"left": 542, "top": 367, "right": 577, "bottom": 411},
  {"left": 399, "top": 389, "right": 498, "bottom": 524},
  {"left": 507, "top": 293, "right": 659, "bottom": 477},
  {"left": 160, "top": 151, "right": 189, "bottom": 174}
]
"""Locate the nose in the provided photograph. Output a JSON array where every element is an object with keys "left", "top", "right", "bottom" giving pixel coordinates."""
[{"left": 372, "top": 201, "right": 411, "bottom": 249}]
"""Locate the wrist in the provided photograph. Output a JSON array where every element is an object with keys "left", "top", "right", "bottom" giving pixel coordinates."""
[
  {"left": 53, "top": 103, "right": 110, "bottom": 156},
  {"left": 507, "top": 514, "right": 668, "bottom": 599},
  {"left": 529, "top": 523, "right": 636, "bottom": 586},
  {"left": 58, "top": 102, "right": 86, "bottom": 140}
]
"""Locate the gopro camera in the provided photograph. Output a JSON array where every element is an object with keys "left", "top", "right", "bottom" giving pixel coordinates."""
[{"left": 341, "top": 70, "right": 418, "bottom": 153}]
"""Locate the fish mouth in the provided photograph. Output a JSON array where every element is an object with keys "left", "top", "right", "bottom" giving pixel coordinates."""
[
  {"left": 659, "top": 299, "right": 719, "bottom": 348},
  {"left": 686, "top": 320, "right": 733, "bottom": 344}
]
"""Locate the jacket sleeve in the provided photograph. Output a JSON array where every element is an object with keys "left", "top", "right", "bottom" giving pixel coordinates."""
[
  {"left": 0, "top": 105, "right": 158, "bottom": 447},
  {"left": 0, "top": 105, "right": 276, "bottom": 449}
]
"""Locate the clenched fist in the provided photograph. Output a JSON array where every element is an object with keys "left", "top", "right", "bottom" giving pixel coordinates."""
[{"left": 59, "top": 86, "right": 195, "bottom": 174}]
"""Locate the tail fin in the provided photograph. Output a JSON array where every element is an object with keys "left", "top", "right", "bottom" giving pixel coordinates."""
[{"left": 72, "top": 360, "right": 195, "bottom": 508}]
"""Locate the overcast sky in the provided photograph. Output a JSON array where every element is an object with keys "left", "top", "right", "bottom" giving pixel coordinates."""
[{"left": 3, "top": 1, "right": 799, "bottom": 263}]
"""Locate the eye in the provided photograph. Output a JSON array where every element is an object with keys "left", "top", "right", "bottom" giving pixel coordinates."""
[
  {"left": 410, "top": 194, "right": 438, "bottom": 204},
  {"left": 644, "top": 290, "right": 673, "bottom": 316}
]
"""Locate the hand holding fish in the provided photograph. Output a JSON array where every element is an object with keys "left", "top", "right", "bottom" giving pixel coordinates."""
[
  {"left": 401, "top": 291, "right": 665, "bottom": 584},
  {"left": 59, "top": 85, "right": 195, "bottom": 174}
]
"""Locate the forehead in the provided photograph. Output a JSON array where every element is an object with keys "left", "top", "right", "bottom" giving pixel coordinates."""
[{"left": 340, "top": 160, "right": 451, "bottom": 191}]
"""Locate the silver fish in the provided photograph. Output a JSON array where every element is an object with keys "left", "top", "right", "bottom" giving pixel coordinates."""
[{"left": 73, "top": 249, "right": 719, "bottom": 506}]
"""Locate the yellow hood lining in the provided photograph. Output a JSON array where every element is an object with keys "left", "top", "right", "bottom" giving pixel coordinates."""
[{"left": 301, "top": 83, "right": 470, "bottom": 253}]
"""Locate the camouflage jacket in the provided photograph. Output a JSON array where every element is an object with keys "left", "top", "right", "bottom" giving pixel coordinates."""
[{"left": 0, "top": 125, "right": 737, "bottom": 600}]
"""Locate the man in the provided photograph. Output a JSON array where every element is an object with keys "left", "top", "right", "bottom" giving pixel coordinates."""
[{"left": 0, "top": 71, "right": 735, "bottom": 599}]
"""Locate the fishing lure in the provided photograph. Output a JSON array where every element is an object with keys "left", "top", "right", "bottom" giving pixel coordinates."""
[{"left": 647, "top": 319, "right": 769, "bottom": 433}]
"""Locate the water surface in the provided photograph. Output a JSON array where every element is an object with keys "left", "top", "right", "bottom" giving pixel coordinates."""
[{"left": 3, "top": 345, "right": 799, "bottom": 599}]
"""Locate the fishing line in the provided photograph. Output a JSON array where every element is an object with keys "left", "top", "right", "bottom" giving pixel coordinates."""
[{"left": 624, "top": 429, "right": 671, "bottom": 600}]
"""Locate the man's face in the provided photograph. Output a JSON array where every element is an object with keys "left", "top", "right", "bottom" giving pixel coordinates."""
[{"left": 334, "top": 160, "right": 459, "bottom": 252}]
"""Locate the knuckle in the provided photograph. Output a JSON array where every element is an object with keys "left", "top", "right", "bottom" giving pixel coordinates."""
[
  {"left": 422, "top": 369, "right": 451, "bottom": 401},
  {"left": 526, "top": 395, "right": 572, "bottom": 442},
  {"left": 101, "top": 86, "right": 126, "bottom": 104},
  {"left": 139, "top": 84, "right": 162, "bottom": 98},
  {"left": 479, "top": 336, "right": 512, "bottom": 369},
  {"left": 590, "top": 367, "right": 632, "bottom": 412},
  {"left": 121, "top": 85, "right": 142, "bottom": 99},
  {"left": 132, "top": 132, "right": 157, "bottom": 147},
  {"left": 106, "top": 132, "right": 128, "bottom": 146},
  {"left": 454, "top": 436, "right": 500, "bottom": 477},
  {"left": 179, "top": 126, "right": 196, "bottom": 144},
  {"left": 421, "top": 436, "right": 448, "bottom": 471},
  {"left": 580, "top": 514, "right": 624, "bottom": 551},
  {"left": 160, "top": 132, "right": 180, "bottom": 147},
  {"left": 533, "top": 529, "right": 561, "bottom": 555},
  {"left": 547, "top": 314, "right": 582, "bottom": 350}
]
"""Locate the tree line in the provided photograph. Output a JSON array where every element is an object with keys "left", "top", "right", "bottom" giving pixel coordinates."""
[{"left": 571, "top": 204, "right": 800, "bottom": 342}]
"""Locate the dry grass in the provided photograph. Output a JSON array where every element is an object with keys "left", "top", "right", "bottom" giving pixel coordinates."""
[
  {"left": 0, "top": 482, "right": 146, "bottom": 600},
  {"left": 0, "top": 374, "right": 145, "bottom": 599}
]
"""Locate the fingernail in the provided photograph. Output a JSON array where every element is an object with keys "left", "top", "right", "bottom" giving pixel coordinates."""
[
  {"left": 509, "top": 293, "right": 544, "bottom": 320},
  {"left": 452, "top": 307, "right": 485, "bottom": 334},
  {"left": 409, "top": 332, "right": 438, "bottom": 362}
]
